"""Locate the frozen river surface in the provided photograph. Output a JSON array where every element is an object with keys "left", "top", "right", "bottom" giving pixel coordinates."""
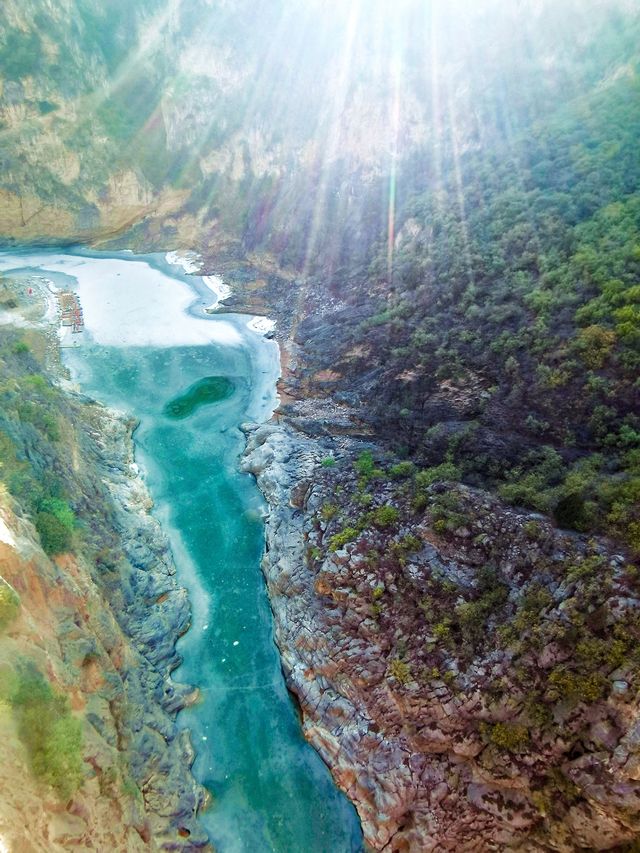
[{"left": 0, "top": 248, "right": 362, "bottom": 853}]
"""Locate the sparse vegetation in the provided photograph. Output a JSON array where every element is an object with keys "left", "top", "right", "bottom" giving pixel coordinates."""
[
  {"left": 482, "top": 721, "right": 530, "bottom": 753},
  {"left": 0, "top": 580, "right": 20, "bottom": 630},
  {"left": 0, "top": 328, "right": 77, "bottom": 556},
  {"left": 9, "top": 662, "right": 83, "bottom": 800},
  {"left": 328, "top": 526, "right": 358, "bottom": 551},
  {"left": 388, "top": 658, "right": 411, "bottom": 685}
]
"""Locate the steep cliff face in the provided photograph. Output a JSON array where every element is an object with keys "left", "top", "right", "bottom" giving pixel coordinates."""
[
  {"left": 3, "top": 0, "right": 635, "bottom": 261},
  {"left": 0, "top": 302, "right": 208, "bottom": 848},
  {"left": 0, "top": 456, "right": 204, "bottom": 851}
]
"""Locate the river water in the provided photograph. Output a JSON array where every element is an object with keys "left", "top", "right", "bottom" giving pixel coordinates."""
[{"left": 0, "top": 249, "right": 362, "bottom": 853}]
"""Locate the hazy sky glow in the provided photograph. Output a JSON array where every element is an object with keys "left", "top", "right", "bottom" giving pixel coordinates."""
[
  {"left": 96, "top": 0, "right": 619, "bottom": 284},
  {"left": 0, "top": 0, "right": 628, "bottom": 281}
]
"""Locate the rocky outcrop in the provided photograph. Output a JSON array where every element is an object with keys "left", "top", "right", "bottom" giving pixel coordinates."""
[
  {"left": 243, "top": 422, "right": 640, "bottom": 851},
  {"left": 0, "top": 399, "right": 209, "bottom": 850}
]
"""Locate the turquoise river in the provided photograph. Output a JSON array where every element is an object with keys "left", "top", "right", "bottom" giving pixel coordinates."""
[{"left": 0, "top": 249, "right": 363, "bottom": 853}]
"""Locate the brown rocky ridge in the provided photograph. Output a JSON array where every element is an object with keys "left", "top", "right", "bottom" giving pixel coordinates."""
[{"left": 243, "top": 422, "right": 640, "bottom": 851}]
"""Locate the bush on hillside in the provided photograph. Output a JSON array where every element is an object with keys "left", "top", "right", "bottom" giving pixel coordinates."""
[
  {"left": 35, "top": 512, "right": 72, "bottom": 555},
  {"left": 0, "top": 581, "right": 20, "bottom": 631},
  {"left": 11, "top": 663, "right": 83, "bottom": 800}
]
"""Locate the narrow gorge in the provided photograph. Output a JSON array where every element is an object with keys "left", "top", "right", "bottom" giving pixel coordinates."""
[
  {"left": 1, "top": 1, "right": 640, "bottom": 851},
  {"left": 0, "top": 249, "right": 362, "bottom": 851}
]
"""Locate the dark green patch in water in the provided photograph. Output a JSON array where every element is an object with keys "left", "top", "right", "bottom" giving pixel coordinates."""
[{"left": 164, "top": 375, "right": 234, "bottom": 419}]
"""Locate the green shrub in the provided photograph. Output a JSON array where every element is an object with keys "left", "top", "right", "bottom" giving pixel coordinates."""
[
  {"left": 355, "top": 451, "right": 375, "bottom": 478},
  {"left": 400, "top": 534, "right": 422, "bottom": 552},
  {"left": 547, "top": 667, "right": 607, "bottom": 705},
  {"left": 371, "top": 505, "right": 400, "bottom": 529},
  {"left": 523, "top": 520, "right": 543, "bottom": 540},
  {"left": 499, "top": 447, "right": 566, "bottom": 513},
  {"left": 39, "top": 498, "right": 75, "bottom": 530},
  {"left": 387, "top": 658, "right": 411, "bottom": 684},
  {"left": 390, "top": 461, "right": 415, "bottom": 479},
  {"left": 415, "top": 462, "right": 461, "bottom": 490},
  {"left": 453, "top": 569, "right": 509, "bottom": 642},
  {"left": 10, "top": 663, "right": 83, "bottom": 800},
  {"left": 23, "top": 374, "right": 48, "bottom": 391},
  {"left": 574, "top": 324, "right": 617, "bottom": 369},
  {"left": 412, "top": 493, "right": 428, "bottom": 512},
  {"left": 432, "top": 621, "right": 452, "bottom": 641},
  {"left": 575, "top": 635, "right": 630, "bottom": 672},
  {"left": 482, "top": 721, "right": 530, "bottom": 752},
  {"left": 516, "top": 584, "right": 553, "bottom": 621},
  {"left": 430, "top": 492, "right": 468, "bottom": 532},
  {"left": 390, "top": 534, "right": 422, "bottom": 562},
  {"left": 328, "top": 527, "right": 358, "bottom": 551},
  {"left": 455, "top": 601, "right": 487, "bottom": 642},
  {"left": 524, "top": 696, "right": 553, "bottom": 729},
  {"left": 320, "top": 503, "right": 338, "bottom": 522},
  {"left": 320, "top": 456, "right": 336, "bottom": 467},
  {"left": 354, "top": 451, "right": 383, "bottom": 484},
  {"left": 35, "top": 512, "right": 72, "bottom": 555},
  {"left": 16, "top": 401, "right": 61, "bottom": 441},
  {"left": 0, "top": 581, "right": 20, "bottom": 630}
]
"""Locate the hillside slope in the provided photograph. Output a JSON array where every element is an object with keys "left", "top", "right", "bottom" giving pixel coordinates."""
[{"left": 0, "top": 295, "right": 208, "bottom": 850}]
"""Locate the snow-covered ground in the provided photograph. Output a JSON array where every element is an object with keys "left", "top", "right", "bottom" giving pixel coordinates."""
[
  {"left": 165, "top": 250, "right": 275, "bottom": 337},
  {"left": 202, "top": 274, "right": 232, "bottom": 310},
  {"left": 247, "top": 316, "right": 276, "bottom": 335},
  {"left": 0, "top": 252, "right": 241, "bottom": 348},
  {"left": 0, "top": 250, "right": 281, "bottom": 422},
  {"left": 165, "top": 250, "right": 203, "bottom": 275}
]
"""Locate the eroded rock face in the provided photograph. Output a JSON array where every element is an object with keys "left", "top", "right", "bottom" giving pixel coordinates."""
[
  {"left": 0, "top": 402, "right": 209, "bottom": 851},
  {"left": 243, "top": 422, "right": 640, "bottom": 852}
]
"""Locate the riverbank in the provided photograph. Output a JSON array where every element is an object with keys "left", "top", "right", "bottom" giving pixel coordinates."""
[
  {"left": 0, "top": 304, "right": 209, "bottom": 848},
  {"left": 0, "top": 248, "right": 363, "bottom": 851},
  {"left": 243, "top": 418, "right": 640, "bottom": 851},
  {"left": 71, "top": 398, "right": 211, "bottom": 846}
]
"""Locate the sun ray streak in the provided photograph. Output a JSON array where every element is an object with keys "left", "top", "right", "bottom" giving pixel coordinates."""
[
  {"left": 387, "top": 59, "right": 402, "bottom": 281},
  {"left": 445, "top": 75, "right": 476, "bottom": 290},
  {"left": 301, "top": 0, "right": 363, "bottom": 276}
]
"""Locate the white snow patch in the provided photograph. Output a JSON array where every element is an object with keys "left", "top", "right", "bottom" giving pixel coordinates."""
[
  {"left": 247, "top": 316, "right": 276, "bottom": 336},
  {"left": 202, "top": 274, "right": 232, "bottom": 313},
  {"left": 0, "top": 253, "right": 241, "bottom": 348},
  {"left": 0, "top": 514, "right": 16, "bottom": 548},
  {"left": 165, "top": 250, "right": 202, "bottom": 275}
]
